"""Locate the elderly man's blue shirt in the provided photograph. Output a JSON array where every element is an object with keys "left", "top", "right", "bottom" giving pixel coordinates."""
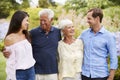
[{"left": 30, "top": 26, "right": 61, "bottom": 74}]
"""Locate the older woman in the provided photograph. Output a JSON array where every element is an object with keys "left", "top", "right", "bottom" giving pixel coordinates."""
[{"left": 58, "top": 19, "right": 83, "bottom": 80}]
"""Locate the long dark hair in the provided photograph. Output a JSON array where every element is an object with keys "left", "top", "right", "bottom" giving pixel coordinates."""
[{"left": 6, "top": 10, "right": 31, "bottom": 42}]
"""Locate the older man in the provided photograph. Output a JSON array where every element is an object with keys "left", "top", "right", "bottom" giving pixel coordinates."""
[{"left": 30, "top": 9, "right": 61, "bottom": 80}]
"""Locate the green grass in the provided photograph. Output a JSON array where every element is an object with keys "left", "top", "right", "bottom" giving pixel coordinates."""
[{"left": 0, "top": 52, "right": 6, "bottom": 80}]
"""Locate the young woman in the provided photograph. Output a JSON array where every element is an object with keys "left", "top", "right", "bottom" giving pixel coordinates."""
[{"left": 4, "top": 10, "right": 35, "bottom": 80}]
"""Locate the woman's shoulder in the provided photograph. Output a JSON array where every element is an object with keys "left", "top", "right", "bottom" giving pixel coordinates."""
[
  {"left": 4, "top": 34, "right": 17, "bottom": 46},
  {"left": 58, "top": 40, "right": 63, "bottom": 44},
  {"left": 76, "top": 39, "right": 83, "bottom": 45},
  {"left": 76, "top": 39, "right": 83, "bottom": 43}
]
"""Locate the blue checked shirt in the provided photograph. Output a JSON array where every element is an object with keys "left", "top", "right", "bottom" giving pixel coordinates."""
[{"left": 79, "top": 27, "right": 118, "bottom": 78}]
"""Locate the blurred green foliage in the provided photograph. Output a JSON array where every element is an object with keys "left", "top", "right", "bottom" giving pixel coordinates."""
[
  {"left": 64, "top": 0, "right": 120, "bottom": 11},
  {"left": 0, "top": 0, "right": 30, "bottom": 18},
  {"left": 114, "top": 56, "right": 120, "bottom": 80},
  {"left": 0, "top": 53, "right": 6, "bottom": 80},
  {"left": 39, "top": 0, "right": 51, "bottom": 8},
  {"left": 24, "top": 8, "right": 41, "bottom": 29},
  {"left": 0, "top": 41, "right": 4, "bottom": 52},
  {"left": 0, "top": 0, "right": 13, "bottom": 18}
]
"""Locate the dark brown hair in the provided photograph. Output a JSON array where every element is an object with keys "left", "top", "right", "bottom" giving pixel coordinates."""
[
  {"left": 88, "top": 8, "right": 103, "bottom": 23},
  {"left": 6, "top": 10, "right": 31, "bottom": 42}
]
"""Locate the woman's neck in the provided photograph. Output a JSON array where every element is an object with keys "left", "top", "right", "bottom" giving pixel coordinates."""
[
  {"left": 63, "top": 36, "right": 75, "bottom": 44},
  {"left": 16, "top": 30, "right": 25, "bottom": 39}
]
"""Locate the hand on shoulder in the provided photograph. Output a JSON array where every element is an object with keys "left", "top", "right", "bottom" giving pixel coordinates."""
[{"left": 4, "top": 34, "right": 17, "bottom": 46}]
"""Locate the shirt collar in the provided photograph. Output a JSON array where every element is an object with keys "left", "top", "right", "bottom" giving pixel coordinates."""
[
  {"left": 39, "top": 26, "right": 54, "bottom": 33},
  {"left": 90, "top": 26, "right": 105, "bottom": 34}
]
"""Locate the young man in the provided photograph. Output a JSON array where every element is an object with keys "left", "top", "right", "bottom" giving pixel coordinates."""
[{"left": 79, "top": 8, "right": 118, "bottom": 80}]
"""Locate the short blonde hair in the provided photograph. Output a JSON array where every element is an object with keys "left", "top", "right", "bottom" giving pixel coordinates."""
[{"left": 58, "top": 19, "right": 73, "bottom": 30}]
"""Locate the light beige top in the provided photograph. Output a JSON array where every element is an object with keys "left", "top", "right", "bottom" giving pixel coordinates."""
[{"left": 58, "top": 39, "right": 83, "bottom": 80}]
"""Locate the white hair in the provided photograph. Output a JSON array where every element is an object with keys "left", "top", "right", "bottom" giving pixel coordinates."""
[
  {"left": 58, "top": 19, "right": 73, "bottom": 30},
  {"left": 38, "top": 9, "right": 54, "bottom": 20}
]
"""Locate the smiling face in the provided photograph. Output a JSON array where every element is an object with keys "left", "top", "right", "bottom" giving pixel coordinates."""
[
  {"left": 21, "top": 16, "right": 29, "bottom": 30},
  {"left": 40, "top": 14, "right": 52, "bottom": 32},
  {"left": 87, "top": 11, "right": 98, "bottom": 28},
  {"left": 62, "top": 24, "right": 75, "bottom": 37}
]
